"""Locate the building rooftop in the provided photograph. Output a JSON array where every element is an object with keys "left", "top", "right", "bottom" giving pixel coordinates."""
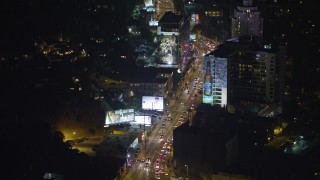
[
  {"left": 103, "top": 66, "right": 176, "bottom": 84},
  {"left": 158, "top": 11, "right": 184, "bottom": 25},
  {"left": 206, "top": 36, "right": 278, "bottom": 57},
  {"left": 175, "top": 104, "right": 277, "bottom": 136}
]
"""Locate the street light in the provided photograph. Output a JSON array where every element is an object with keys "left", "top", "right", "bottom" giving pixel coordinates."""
[{"left": 185, "top": 164, "right": 189, "bottom": 179}]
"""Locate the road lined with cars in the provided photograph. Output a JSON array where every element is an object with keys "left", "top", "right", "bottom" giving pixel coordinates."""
[
  {"left": 122, "top": 33, "right": 218, "bottom": 179},
  {"left": 122, "top": 0, "right": 219, "bottom": 177}
]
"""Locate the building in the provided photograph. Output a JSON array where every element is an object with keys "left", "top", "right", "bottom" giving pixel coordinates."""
[
  {"left": 228, "top": 48, "right": 276, "bottom": 104},
  {"left": 202, "top": 36, "right": 286, "bottom": 114},
  {"left": 173, "top": 105, "right": 238, "bottom": 177},
  {"left": 97, "top": 67, "right": 175, "bottom": 101},
  {"left": 127, "top": 67, "right": 175, "bottom": 98},
  {"left": 173, "top": 104, "right": 278, "bottom": 178},
  {"left": 231, "top": 0, "right": 263, "bottom": 42},
  {"left": 157, "top": 11, "right": 191, "bottom": 71},
  {"left": 184, "top": 0, "right": 231, "bottom": 42}
]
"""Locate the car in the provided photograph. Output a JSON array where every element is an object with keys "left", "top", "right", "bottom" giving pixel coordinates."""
[{"left": 160, "top": 134, "right": 164, "bottom": 139}]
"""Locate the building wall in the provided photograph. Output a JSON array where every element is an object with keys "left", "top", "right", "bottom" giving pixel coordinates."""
[
  {"left": 173, "top": 127, "right": 238, "bottom": 176},
  {"left": 157, "top": 12, "right": 190, "bottom": 71},
  {"left": 128, "top": 82, "right": 167, "bottom": 97},
  {"left": 173, "top": 130, "right": 202, "bottom": 174},
  {"left": 228, "top": 50, "right": 276, "bottom": 104}
]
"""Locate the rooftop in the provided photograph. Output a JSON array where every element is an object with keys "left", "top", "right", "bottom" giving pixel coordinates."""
[
  {"left": 101, "top": 134, "right": 137, "bottom": 150},
  {"left": 103, "top": 66, "right": 176, "bottom": 84}
]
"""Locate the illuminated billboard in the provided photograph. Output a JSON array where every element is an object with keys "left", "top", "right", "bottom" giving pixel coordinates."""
[
  {"left": 144, "top": 0, "right": 153, "bottom": 7},
  {"left": 105, "top": 109, "right": 134, "bottom": 125},
  {"left": 202, "top": 55, "right": 227, "bottom": 107},
  {"left": 214, "top": 57, "right": 228, "bottom": 107},
  {"left": 142, "top": 96, "right": 164, "bottom": 111},
  {"left": 190, "top": 34, "right": 197, "bottom": 41},
  {"left": 135, "top": 35, "right": 179, "bottom": 68},
  {"left": 131, "top": 116, "right": 152, "bottom": 125},
  {"left": 156, "top": 35, "right": 178, "bottom": 68},
  {"left": 214, "top": 58, "right": 228, "bottom": 89},
  {"left": 203, "top": 57, "right": 213, "bottom": 104},
  {"left": 191, "top": 13, "right": 200, "bottom": 24},
  {"left": 149, "top": 20, "right": 158, "bottom": 26}
]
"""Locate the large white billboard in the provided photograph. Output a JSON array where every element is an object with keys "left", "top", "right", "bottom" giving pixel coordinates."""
[
  {"left": 105, "top": 109, "right": 134, "bottom": 125},
  {"left": 142, "top": 96, "right": 164, "bottom": 111},
  {"left": 131, "top": 116, "right": 152, "bottom": 125}
]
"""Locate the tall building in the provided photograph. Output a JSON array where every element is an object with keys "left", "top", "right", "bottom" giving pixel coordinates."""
[
  {"left": 228, "top": 49, "right": 276, "bottom": 104},
  {"left": 231, "top": 0, "right": 263, "bottom": 41},
  {"left": 202, "top": 37, "right": 286, "bottom": 114}
]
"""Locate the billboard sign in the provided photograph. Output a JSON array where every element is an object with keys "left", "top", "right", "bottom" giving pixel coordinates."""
[
  {"left": 214, "top": 58, "right": 227, "bottom": 88},
  {"left": 158, "top": 35, "right": 178, "bottom": 66},
  {"left": 203, "top": 57, "right": 213, "bottom": 104},
  {"left": 191, "top": 13, "right": 200, "bottom": 24},
  {"left": 202, "top": 55, "right": 227, "bottom": 106},
  {"left": 105, "top": 109, "right": 135, "bottom": 125},
  {"left": 131, "top": 116, "right": 152, "bottom": 125},
  {"left": 142, "top": 96, "right": 164, "bottom": 111}
]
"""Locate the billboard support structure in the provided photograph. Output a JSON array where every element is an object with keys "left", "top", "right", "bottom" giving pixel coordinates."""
[
  {"left": 141, "top": 96, "right": 164, "bottom": 149},
  {"left": 144, "top": 111, "right": 146, "bottom": 150},
  {"left": 143, "top": 102, "right": 153, "bottom": 150}
]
